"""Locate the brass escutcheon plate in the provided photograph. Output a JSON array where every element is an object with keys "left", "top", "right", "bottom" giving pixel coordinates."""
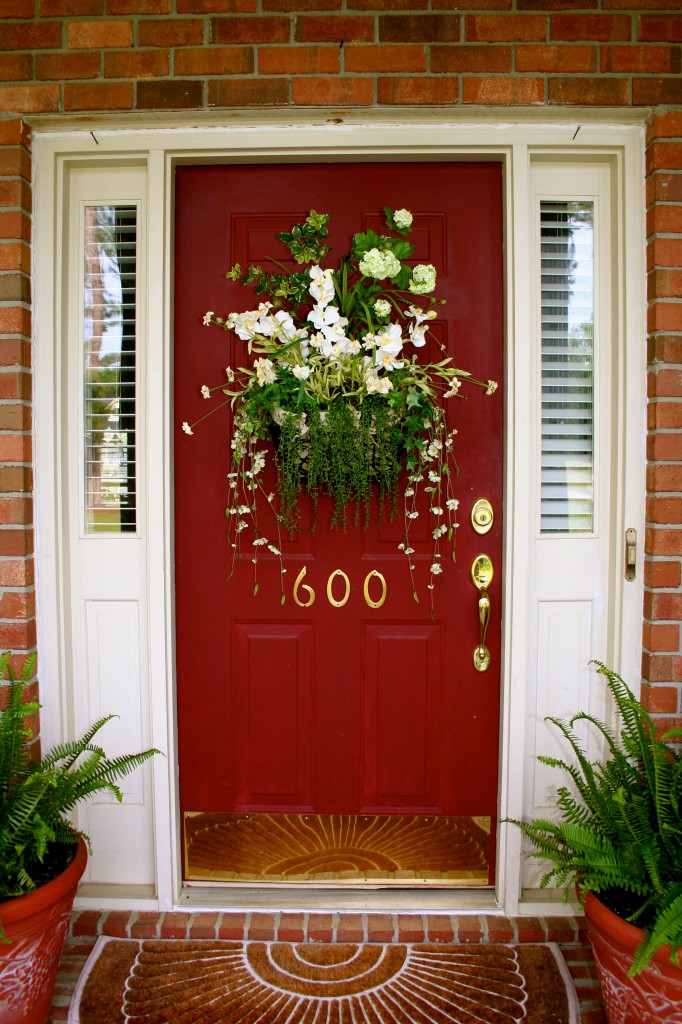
[
  {"left": 471, "top": 554, "right": 494, "bottom": 592},
  {"left": 471, "top": 498, "right": 494, "bottom": 535}
]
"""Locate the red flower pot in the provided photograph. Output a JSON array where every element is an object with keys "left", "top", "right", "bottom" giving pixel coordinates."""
[
  {"left": 0, "top": 839, "right": 87, "bottom": 1024},
  {"left": 584, "top": 889, "right": 682, "bottom": 1024}
]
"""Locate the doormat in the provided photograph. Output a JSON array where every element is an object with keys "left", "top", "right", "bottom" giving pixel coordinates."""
[
  {"left": 184, "top": 811, "right": 491, "bottom": 885},
  {"left": 68, "top": 938, "right": 579, "bottom": 1024}
]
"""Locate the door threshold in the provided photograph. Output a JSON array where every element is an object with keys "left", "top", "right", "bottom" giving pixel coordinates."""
[{"left": 178, "top": 884, "right": 497, "bottom": 913}]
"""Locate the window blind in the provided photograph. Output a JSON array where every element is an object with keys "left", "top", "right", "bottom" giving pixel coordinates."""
[
  {"left": 540, "top": 200, "right": 594, "bottom": 534},
  {"left": 83, "top": 205, "right": 137, "bottom": 533}
]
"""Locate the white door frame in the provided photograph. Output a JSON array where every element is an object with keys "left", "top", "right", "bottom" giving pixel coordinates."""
[{"left": 32, "top": 115, "right": 646, "bottom": 915}]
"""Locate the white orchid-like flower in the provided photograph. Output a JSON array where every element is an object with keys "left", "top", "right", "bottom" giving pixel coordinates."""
[
  {"left": 309, "top": 265, "right": 335, "bottom": 306},
  {"left": 365, "top": 370, "right": 393, "bottom": 395},
  {"left": 307, "top": 303, "right": 349, "bottom": 343},
  {"left": 372, "top": 323, "right": 404, "bottom": 371}
]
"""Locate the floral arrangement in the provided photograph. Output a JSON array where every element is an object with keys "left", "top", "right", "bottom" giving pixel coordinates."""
[{"left": 183, "top": 206, "right": 497, "bottom": 608}]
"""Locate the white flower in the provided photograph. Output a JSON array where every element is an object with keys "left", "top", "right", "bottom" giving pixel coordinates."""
[
  {"left": 486, "top": 379, "right": 498, "bottom": 395},
  {"left": 201, "top": 385, "right": 211, "bottom": 399},
  {"left": 359, "top": 247, "right": 401, "bottom": 281},
  {"left": 446, "top": 498, "right": 459, "bottom": 511},
  {"left": 409, "top": 325, "right": 428, "bottom": 348},
  {"left": 432, "top": 524, "right": 447, "bottom": 539},
  {"left": 309, "top": 265, "right": 335, "bottom": 306},
  {"left": 238, "top": 505, "right": 251, "bottom": 514},
  {"left": 229, "top": 309, "right": 261, "bottom": 341},
  {"left": 225, "top": 366, "right": 235, "bottom": 382},
  {"left": 430, "top": 563, "right": 443, "bottom": 575},
  {"left": 409, "top": 264, "right": 437, "bottom": 295},
  {"left": 253, "top": 537, "right": 269, "bottom": 546},
  {"left": 374, "top": 298, "right": 391, "bottom": 318},
  {"left": 404, "top": 488, "right": 414, "bottom": 497},
  {"left": 292, "top": 364, "right": 312, "bottom": 380},
  {"left": 307, "top": 303, "right": 348, "bottom": 344},
  {"left": 427, "top": 439, "right": 443, "bottom": 458},
  {"left": 431, "top": 507, "right": 443, "bottom": 516},
  {"left": 365, "top": 371, "right": 393, "bottom": 395},
  {"left": 444, "top": 377, "right": 461, "bottom": 398},
  {"left": 203, "top": 311, "right": 214, "bottom": 326},
  {"left": 254, "top": 357, "right": 277, "bottom": 386},
  {"left": 393, "top": 208, "right": 413, "bottom": 230},
  {"left": 268, "top": 545, "right": 281, "bottom": 555},
  {"left": 406, "top": 510, "right": 419, "bottom": 519},
  {"left": 428, "top": 471, "right": 440, "bottom": 482},
  {"left": 182, "top": 421, "right": 193, "bottom": 435}
]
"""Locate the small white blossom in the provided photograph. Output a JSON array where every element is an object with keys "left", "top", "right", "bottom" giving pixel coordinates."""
[
  {"left": 446, "top": 498, "right": 459, "bottom": 511},
  {"left": 374, "top": 298, "right": 391, "bottom": 318},
  {"left": 430, "top": 563, "right": 443, "bottom": 575},
  {"left": 409, "top": 264, "right": 437, "bottom": 295},
  {"left": 254, "top": 357, "right": 277, "bottom": 386},
  {"left": 268, "top": 545, "right": 281, "bottom": 555},
  {"left": 431, "top": 507, "right": 444, "bottom": 516},
  {"left": 406, "top": 511, "right": 419, "bottom": 519},
  {"left": 393, "top": 208, "right": 413, "bottom": 230},
  {"left": 486, "top": 379, "right": 498, "bottom": 395},
  {"left": 432, "top": 525, "right": 447, "bottom": 539},
  {"left": 253, "top": 537, "right": 269, "bottom": 547},
  {"left": 404, "top": 488, "right": 414, "bottom": 497},
  {"left": 225, "top": 367, "right": 235, "bottom": 382},
  {"left": 203, "top": 311, "right": 214, "bottom": 326},
  {"left": 444, "top": 378, "right": 461, "bottom": 398},
  {"left": 292, "top": 364, "right": 312, "bottom": 380},
  {"left": 182, "top": 421, "right": 193, "bottom": 435},
  {"left": 201, "top": 385, "right": 211, "bottom": 399}
]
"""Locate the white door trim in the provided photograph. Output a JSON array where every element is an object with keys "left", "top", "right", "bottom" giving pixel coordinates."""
[{"left": 32, "top": 116, "right": 646, "bottom": 915}]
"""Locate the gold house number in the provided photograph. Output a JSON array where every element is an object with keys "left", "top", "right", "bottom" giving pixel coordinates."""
[{"left": 293, "top": 567, "right": 387, "bottom": 609}]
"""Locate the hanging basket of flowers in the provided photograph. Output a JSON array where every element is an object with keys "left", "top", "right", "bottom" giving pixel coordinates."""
[{"left": 183, "top": 206, "right": 497, "bottom": 608}]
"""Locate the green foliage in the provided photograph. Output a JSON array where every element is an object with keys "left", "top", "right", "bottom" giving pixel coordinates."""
[
  {"left": 0, "top": 652, "right": 160, "bottom": 933},
  {"left": 508, "top": 662, "right": 682, "bottom": 975}
]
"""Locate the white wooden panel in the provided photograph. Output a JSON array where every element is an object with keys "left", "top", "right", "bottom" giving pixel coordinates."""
[{"left": 84, "top": 600, "right": 144, "bottom": 803}]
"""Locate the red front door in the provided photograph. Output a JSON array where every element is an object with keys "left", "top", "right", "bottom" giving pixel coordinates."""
[{"left": 174, "top": 163, "right": 504, "bottom": 874}]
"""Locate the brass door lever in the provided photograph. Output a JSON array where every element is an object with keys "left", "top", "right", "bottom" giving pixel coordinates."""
[{"left": 471, "top": 554, "right": 494, "bottom": 672}]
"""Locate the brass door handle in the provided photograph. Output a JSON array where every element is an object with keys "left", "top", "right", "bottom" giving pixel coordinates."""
[{"left": 471, "top": 554, "right": 493, "bottom": 672}]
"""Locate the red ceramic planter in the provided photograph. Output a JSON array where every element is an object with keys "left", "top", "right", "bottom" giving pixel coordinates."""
[
  {"left": 0, "top": 839, "right": 87, "bottom": 1024},
  {"left": 584, "top": 889, "right": 682, "bottom": 1024}
]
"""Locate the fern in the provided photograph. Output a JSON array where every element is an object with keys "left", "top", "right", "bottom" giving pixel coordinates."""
[
  {"left": 0, "top": 653, "right": 160, "bottom": 938},
  {"left": 507, "top": 661, "right": 682, "bottom": 975}
]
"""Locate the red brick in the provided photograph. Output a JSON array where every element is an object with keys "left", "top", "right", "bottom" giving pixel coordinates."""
[
  {"left": 377, "top": 76, "right": 458, "bottom": 105},
  {"left": 1, "top": 23, "right": 63, "bottom": 50},
  {"left": 463, "top": 76, "right": 544, "bottom": 104},
  {"left": 0, "top": 339, "right": 31, "bottom": 368},
  {"left": 0, "top": 434, "right": 32, "bottom": 463},
  {"left": 188, "top": 913, "right": 218, "bottom": 938},
  {"left": 0, "top": 529, "right": 33, "bottom": 558},
  {"left": 398, "top": 914, "right": 425, "bottom": 942},
  {"left": 39, "top": 0, "right": 102, "bottom": 12},
  {"left": 278, "top": 912, "right": 306, "bottom": 941},
  {"left": 178, "top": 0, "right": 256, "bottom": 10},
  {"left": 602, "top": 44, "right": 677, "bottom": 73},
  {"left": 0, "top": 372, "right": 31, "bottom": 402},
  {"left": 431, "top": 44, "right": 511, "bottom": 73},
  {"left": 643, "top": 622, "right": 680, "bottom": 653},
  {"left": 514, "top": 917, "right": 545, "bottom": 942},
  {"left": 130, "top": 911, "right": 162, "bottom": 938},
  {"left": 485, "top": 915, "right": 515, "bottom": 942},
  {"left": 634, "top": 78, "right": 682, "bottom": 106},
  {"left": 293, "top": 76, "right": 374, "bottom": 105},
  {"left": 0, "top": 212, "right": 30, "bottom": 243},
  {"left": 648, "top": 141, "right": 682, "bottom": 174},
  {"left": 0, "top": 244, "right": 30, "bottom": 276},
  {"left": 425, "top": 914, "right": 454, "bottom": 943},
  {"left": 247, "top": 912, "right": 277, "bottom": 940},
  {"left": 0, "top": 119, "right": 28, "bottom": 146},
  {"left": 648, "top": 205, "right": 682, "bottom": 235},
  {"left": 0, "top": 560, "right": 33, "bottom": 588},
  {"left": 175, "top": 47, "right": 254, "bottom": 76},
  {"left": 335, "top": 914, "right": 364, "bottom": 942},
  {"left": 66, "top": 20, "right": 132, "bottom": 49},
  {"left": 353, "top": 0, "right": 425, "bottom": 7},
  {"left": 64, "top": 82, "right": 133, "bottom": 111},
  {"left": 212, "top": 16, "right": 290, "bottom": 44},
  {"left": 101, "top": 910, "right": 132, "bottom": 937},
  {"left": 516, "top": 44, "right": 596, "bottom": 72},
  {"left": 0, "top": 0, "right": 34, "bottom": 14},
  {"left": 648, "top": 303, "right": 682, "bottom": 333},
  {"left": 649, "top": 369, "right": 682, "bottom": 399},
  {"left": 71, "top": 910, "right": 102, "bottom": 937},
  {"left": 366, "top": 914, "right": 394, "bottom": 942},
  {"left": 35, "top": 52, "right": 101, "bottom": 80},
  {"left": 378, "top": 14, "right": 459, "bottom": 42},
  {"left": 650, "top": 337, "right": 682, "bottom": 364},
  {"left": 265, "top": 0, "right": 340, "bottom": 8},
  {"left": 648, "top": 112, "right": 682, "bottom": 140},
  {"left": 650, "top": 591, "right": 682, "bottom": 620},
  {"left": 0, "top": 181, "right": 31, "bottom": 211},
  {"left": 109, "top": 0, "right": 171, "bottom": 11},
  {"left": 104, "top": 50, "right": 169, "bottom": 78},
  {"left": 456, "top": 916, "right": 484, "bottom": 943},
  {"left": 644, "top": 559, "right": 681, "bottom": 588},
  {"left": 136, "top": 80, "right": 203, "bottom": 109},
  {"left": 639, "top": 16, "right": 682, "bottom": 42},
  {"left": 0, "top": 85, "right": 60, "bottom": 113},
  {"left": 0, "top": 591, "right": 35, "bottom": 620},
  {"left": 0, "top": 303, "right": 29, "bottom": 337},
  {"left": 0, "top": 55, "right": 33, "bottom": 82},
  {"left": 343, "top": 44, "right": 426, "bottom": 73},
  {"left": 466, "top": 14, "right": 546, "bottom": 42},
  {"left": 645, "top": 527, "right": 682, "bottom": 558},
  {"left": 649, "top": 238, "right": 682, "bottom": 270},
  {"left": 649, "top": 270, "right": 682, "bottom": 303},
  {"left": 552, "top": 14, "right": 632, "bottom": 41},
  {"left": 295, "top": 15, "right": 375, "bottom": 43},
  {"left": 517, "top": 0, "right": 595, "bottom": 7},
  {"left": 549, "top": 76, "right": 630, "bottom": 105},
  {"left": 0, "top": 497, "right": 32, "bottom": 526},
  {"left": 217, "top": 912, "right": 248, "bottom": 939},
  {"left": 137, "top": 18, "right": 204, "bottom": 47},
  {"left": 307, "top": 913, "right": 333, "bottom": 942},
  {"left": 208, "top": 78, "right": 288, "bottom": 105}
]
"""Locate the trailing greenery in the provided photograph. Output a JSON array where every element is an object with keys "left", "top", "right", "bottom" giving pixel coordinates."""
[
  {"left": 508, "top": 661, "right": 682, "bottom": 975},
  {"left": 0, "top": 651, "right": 160, "bottom": 936}
]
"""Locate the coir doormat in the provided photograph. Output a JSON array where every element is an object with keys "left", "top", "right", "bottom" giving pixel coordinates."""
[{"left": 68, "top": 938, "right": 579, "bottom": 1024}]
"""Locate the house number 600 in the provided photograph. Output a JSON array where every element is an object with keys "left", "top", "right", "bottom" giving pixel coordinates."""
[{"left": 293, "top": 567, "right": 387, "bottom": 609}]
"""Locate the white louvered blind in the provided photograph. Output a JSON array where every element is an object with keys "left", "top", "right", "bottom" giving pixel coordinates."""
[
  {"left": 83, "top": 205, "right": 137, "bottom": 533},
  {"left": 540, "top": 200, "right": 595, "bottom": 534}
]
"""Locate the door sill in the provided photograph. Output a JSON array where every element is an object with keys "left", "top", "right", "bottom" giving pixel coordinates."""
[{"left": 178, "top": 883, "right": 497, "bottom": 913}]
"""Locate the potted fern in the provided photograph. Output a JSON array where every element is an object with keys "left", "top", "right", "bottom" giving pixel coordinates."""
[
  {"left": 510, "top": 662, "right": 682, "bottom": 1023},
  {"left": 0, "top": 652, "right": 159, "bottom": 1024}
]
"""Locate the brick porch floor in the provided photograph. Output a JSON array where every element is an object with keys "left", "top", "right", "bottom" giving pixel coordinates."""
[{"left": 49, "top": 909, "right": 606, "bottom": 1023}]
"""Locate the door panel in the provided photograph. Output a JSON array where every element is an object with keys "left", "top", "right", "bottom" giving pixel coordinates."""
[{"left": 174, "top": 163, "right": 504, "bottom": 875}]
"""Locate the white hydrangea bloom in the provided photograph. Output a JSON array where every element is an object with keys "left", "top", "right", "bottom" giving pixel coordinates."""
[
  {"left": 393, "top": 208, "right": 413, "bottom": 230},
  {"left": 359, "top": 248, "right": 401, "bottom": 281},
  {"left": 409, "top": 264, "right": 437, "bottom": 295},
  {"left": 374, "top": 298, "right": 391, "bottom": 318},
  {"left": 292, "top": 364, "right": 312, "bottom": 380}
]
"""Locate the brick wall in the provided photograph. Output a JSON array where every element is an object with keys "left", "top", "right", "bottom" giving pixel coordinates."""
[{"left": 0, "top": 3, "right": 680, "bottom": 732}]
